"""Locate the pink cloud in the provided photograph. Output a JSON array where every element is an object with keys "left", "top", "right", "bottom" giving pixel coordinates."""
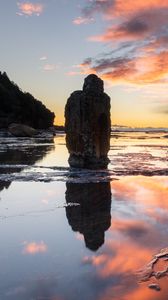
[
  {"left": 43, "top": 64, "right": 56, "bottom": 71},
  {"left": 77, "top": 0, "right": 168, "bottom": 86},
  {"left": 79, "top": 49, "right": 168, "bottom": 85},
  {"left": 73, "top": 16, "right": 94, "bottom": 25},
  {"left": 22, "top": 241, "right": 48, "bottom": 255},
  {"left": 80, "top": 0, "right": 168, "bottom": 20},
  {"left": 66, "top": 71, "right": 81, "bottom": 76},
  {"left": 17, "top": 2, "right": 44, "bottom": 16}
]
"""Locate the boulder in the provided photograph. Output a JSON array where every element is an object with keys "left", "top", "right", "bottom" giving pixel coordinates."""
[
  {"left": 8, "top": 123, "right": 37, "bottom": 137},
  {"left": 65, "top": 74, "right": 111, "bottom": 169}
]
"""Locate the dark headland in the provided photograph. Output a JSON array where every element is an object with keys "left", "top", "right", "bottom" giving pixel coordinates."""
[{"left": 0, "top": 72, "right": 55, "bottom": 132}]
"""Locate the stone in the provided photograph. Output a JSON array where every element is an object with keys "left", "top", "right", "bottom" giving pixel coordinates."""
[
  {"left": 137, "top": 247, "right": 168, "bottom": 285},
  {"left": 148, "top": 283, "right": 161, "bottom": 291},
  {"left": 8, "top": 123, "right": 37, "bottom": 137},
  {"left": 155, "top": 247, "right": 168, "bottom": 258},
  {"left": 138, "top": 266, "right": 154, "bottom": 282},
  {"left": 65, "top": 74, "right": 111, "bottom": 169},
  {"left": 155, "top": 267, "right": 168, "bottom": 279}
]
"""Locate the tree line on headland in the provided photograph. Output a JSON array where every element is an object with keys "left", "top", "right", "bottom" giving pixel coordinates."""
[{"left": 0, "top": 72, "right": 55, "bottom": 129}]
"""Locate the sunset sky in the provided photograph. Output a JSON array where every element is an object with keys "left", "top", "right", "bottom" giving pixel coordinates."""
[{"left": 0, "top": 0, "right": 168, "bottom": 127}]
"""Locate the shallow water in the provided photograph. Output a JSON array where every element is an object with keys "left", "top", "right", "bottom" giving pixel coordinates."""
[{"left": 0, "top": 132, "right": 168, "bottom": 299}]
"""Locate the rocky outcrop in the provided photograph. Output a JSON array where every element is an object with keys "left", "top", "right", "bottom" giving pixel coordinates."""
[
  {"left": 65, "top": 74, "right": 111, "bottom": 169},
  {"left": 0, "top": 181, "right": 11, "bottom": 192},
  {"left": 65, "top": 182, "right": 111, "bottom": 251},
  {"left": 8, "top": 123, "right": 37, "bottom": 137},
  {"left": 137, "top": 247, "right": 168, "bottom": 292},
  {"left": 0, "top": 72, "right": 55, "bottom": 129}
]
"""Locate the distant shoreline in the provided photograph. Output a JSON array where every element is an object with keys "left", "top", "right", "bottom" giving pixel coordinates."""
[
  {"left": 111, "top": 126, "right": 168, "bottom": 133},
  {"left": 55, "top": 125, "right": 168, "bottom": 133}
]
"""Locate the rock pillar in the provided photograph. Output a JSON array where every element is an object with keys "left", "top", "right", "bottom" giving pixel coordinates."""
[{"left": 65, "top": 74, "right": 111, "bottom": 169}]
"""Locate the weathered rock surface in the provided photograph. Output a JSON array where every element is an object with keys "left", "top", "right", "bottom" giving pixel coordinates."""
[
  {"left": 65, "top": 74, "right": 111, "bottom": 169},
  {"left": 8, "top": 123, "right": 37, "bottom": 137},
  {"left": 0, "top": 181, "right": 11, "bottom": 192},
  {"left": 0, "top": 72, "right": 55, "bottom": 129},
  {"left": 137, "top": 247, "right": 168, "bottom": 292},
  {"left": 148, "top": 283, "right": 161, "bottom": 291}
]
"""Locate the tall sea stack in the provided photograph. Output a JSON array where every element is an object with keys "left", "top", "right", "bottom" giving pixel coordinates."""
[{"left": 65, "top": 74, "right": 111, "bottom": 169}]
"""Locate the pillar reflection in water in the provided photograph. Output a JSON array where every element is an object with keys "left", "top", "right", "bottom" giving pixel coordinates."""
[{"left": 65, "top": 182, "right": 111, "bottom": 251}]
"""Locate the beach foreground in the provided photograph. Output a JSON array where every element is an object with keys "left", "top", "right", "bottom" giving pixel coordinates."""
[{"left": 0, "top": 131, "right": 168, "bottom": 299}]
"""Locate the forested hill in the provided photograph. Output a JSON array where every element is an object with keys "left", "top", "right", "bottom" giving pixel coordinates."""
[{"left": 0, "top": 72, "right": 55, "bottom": 129}]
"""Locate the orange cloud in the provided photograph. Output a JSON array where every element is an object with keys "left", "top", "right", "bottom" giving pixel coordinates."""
[
  {"left": 82, "top": 236, "right": 155, "bottom": 299},
  {"left": 80, "top": 0, "right": 168, "bottom": 19},
  {"left": 112, "top": 219, "right": 151, "bottom": 234},
  {"left": 79, "top": 50, "right": 168, "bottom": 84},
  {"left": 80, "top": 176, "right": 168, "bottom": 299},
  {"left": 112, "top": 0, "right": 168, "bottom": 17},
  {"left": 99, "top": 281, "right": 160, "bottom": 300},
  {"left": 91, "top": 241, "right": 152, "bottom": 278},
  {"left": 112, "top": 176, "right": 168, "bottom": 210},
  {"left": 17, "top": 2, "right": 44, "bottom": 16},
  {"left": 22, "top": 241, "right": 48, "bottom": 255},
  {"left": 78, "top": 0, "right": 168, "bottom": 86},
  {"left": 120, "top": 282, "right": 168, "bottom": 300},
  {"left": 92, "top": 8, "right": 168, "bottom": 43}
]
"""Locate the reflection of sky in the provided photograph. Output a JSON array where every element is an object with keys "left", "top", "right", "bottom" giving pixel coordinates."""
[
  {"left": 0, "top": 134, "right": 168, "bottom": 299},
  {"left": 83, "top": 176, "right": 168, "bottom": 299},
  {"left": 22, "top": 241, "right": 48, "bottom": 255},
  {"left": 0, "top": 175, "right": 168, "bottom": 299},
  {"left": 35, "top": 135, "right": 69, "bottom": 167}
]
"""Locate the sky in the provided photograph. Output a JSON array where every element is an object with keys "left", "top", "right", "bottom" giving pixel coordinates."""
[{"left": 0, "top": 0, "right": 168, "bottom": 127}]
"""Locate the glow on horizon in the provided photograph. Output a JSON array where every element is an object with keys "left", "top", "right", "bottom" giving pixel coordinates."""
[
  {"left": 55, "top": 114, "right": 168, "bottom": 128},
  {"left": 0, "top": 1, "right": 167, "bottom": 128}
]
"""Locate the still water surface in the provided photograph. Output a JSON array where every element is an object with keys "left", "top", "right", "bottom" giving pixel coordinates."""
[{"left": 0, "top": 132, "right": 168, "bottom": 299}]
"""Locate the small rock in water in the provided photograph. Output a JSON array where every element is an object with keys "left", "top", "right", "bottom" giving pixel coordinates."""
[
  {"left": 138, "top": 247, "right": 168, "bottom": 285},
  {"left": 148, "top": 283, "right": 161, "bottom": 291},
  {"left": 8, "top": 123, "right": 37, "bottom": 137}
]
